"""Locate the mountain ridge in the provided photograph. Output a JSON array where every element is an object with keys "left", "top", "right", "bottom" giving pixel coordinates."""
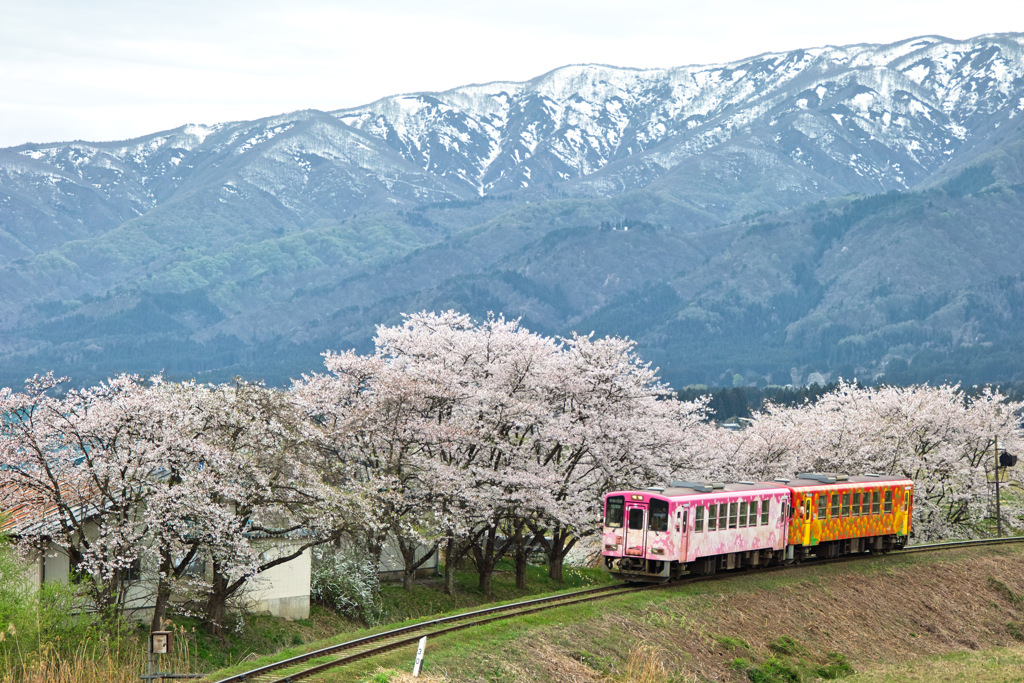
[{"left": 1, "top": 32, "right": 1023, "bottom": 389}]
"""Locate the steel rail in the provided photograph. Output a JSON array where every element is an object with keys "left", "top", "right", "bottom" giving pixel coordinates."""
[
  {"left": 264, "top": 585, "right": 658, "bottom": 682},
  {"left": 211, "top": 582, "right": 643, "bottom": 683},
  {"left": 904, "top": 535, "right": 1024, "bottom": 553}
]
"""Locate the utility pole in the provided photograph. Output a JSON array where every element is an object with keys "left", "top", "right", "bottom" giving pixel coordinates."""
[{"left": 995, "top": 435, "right": 1002, "bottom": 538}]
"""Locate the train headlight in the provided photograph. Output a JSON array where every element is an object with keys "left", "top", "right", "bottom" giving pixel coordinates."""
[
  {"left": 604, "top": 543, "right": 619, "bottom": 551},
  {"left": 650, "top": 547, "right": 665, "bottom": 555}
]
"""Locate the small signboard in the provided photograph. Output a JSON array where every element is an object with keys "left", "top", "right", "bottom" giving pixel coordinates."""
[
  {"left": 150, "top": 630, "right": 173, "bottom": 654},
  {"left": 412, "top": 636, "right": 427, "bottom": 677}
]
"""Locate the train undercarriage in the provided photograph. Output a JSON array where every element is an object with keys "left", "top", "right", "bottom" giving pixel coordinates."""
[{"left": 605, "top": 534, "right": 909, "bottom": 583}]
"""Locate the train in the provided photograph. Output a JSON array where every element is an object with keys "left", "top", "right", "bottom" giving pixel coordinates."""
[{"left": 601, "top": 472, "right": 913, "bottom": 582}]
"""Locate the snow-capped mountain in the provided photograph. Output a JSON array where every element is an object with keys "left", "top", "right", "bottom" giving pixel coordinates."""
[
  {"left": 1, "top": 33, "right": 1023, "bottom": 389},
  {"left": 4, "top": 34, "right": 1022, "bottom": 253},
  {"left": 335, "top": 33, "right": 1024, "bottom": 196}
]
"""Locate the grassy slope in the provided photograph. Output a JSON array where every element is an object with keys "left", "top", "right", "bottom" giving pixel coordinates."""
[
  {"left": 199, "top": 563, "right": 616, "bottom": 681},
  {"left": 332, "top": 545, "right": 1024, "bottom": 683}
]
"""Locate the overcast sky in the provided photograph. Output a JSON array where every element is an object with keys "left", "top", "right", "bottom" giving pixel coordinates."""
[{"left": 1, "top": 0, "right": 1020, "bottom": 148}]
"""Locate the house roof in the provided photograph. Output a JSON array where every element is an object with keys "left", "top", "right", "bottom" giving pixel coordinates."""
[{"left": 0, "top": 477, "right": 102, "bottom": 538}]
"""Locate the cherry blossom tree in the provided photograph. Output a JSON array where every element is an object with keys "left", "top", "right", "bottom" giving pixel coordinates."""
[
  {"left": 527, "top": 332, "right": 711, "bottom": 581},
  {"left": 155, "top": 379, "right": 347, "bottom": 634},
  {"left": 292, "top": 350, "right": 443, "bottom": 591},
  {"left": 724, "top": 381, "right": 1024, "bottom": 540},
  {"left": 0, "top": 374, "right": 349, "bottom": 633},
  {"left": 294, "top": 311, "right": 711, "bottom": 594},
  {"left": 0, "top": 373, "right": 163, "bottom": 618}
]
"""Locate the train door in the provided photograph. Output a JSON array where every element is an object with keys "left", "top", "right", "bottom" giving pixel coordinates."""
[
  {"left": 901, "top": 486, "right": 912, "bottom": 536},
  {"left": 676, "top": 505, "right": 689, "bottom": 561},
  {"left": 802, "top": 497, "right": 813, "bottom": 546},
  {"left": 623, "top": 502, "right": 647, "bottom": 556}
]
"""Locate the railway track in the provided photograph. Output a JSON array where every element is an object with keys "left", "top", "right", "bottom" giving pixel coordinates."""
[
  {"left": 210, "top": 582, "right": 653, "bottom": 682},
  {"left": 905, "top": 535, "right": 1024, "bottom": 554},
  {"left": 212, "top": 535, "right": 1024, "bottom": 682}
]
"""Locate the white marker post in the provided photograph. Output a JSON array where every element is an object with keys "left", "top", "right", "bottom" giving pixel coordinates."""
[{"left": 412, "top": 636, "right": 427, "bottom": 677}]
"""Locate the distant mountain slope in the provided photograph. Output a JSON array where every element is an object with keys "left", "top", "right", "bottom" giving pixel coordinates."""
[{"left": 0, "top": 34, "right": 1022, "bottom": 388}]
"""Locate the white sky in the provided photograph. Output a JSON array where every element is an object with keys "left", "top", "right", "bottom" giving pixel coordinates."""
[{"left": 1, "top": 0, "right": 1020, "bottom": 148}]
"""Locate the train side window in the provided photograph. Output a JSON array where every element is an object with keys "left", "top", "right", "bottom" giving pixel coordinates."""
[
  {"left": 749, "top": 500, "right": 758, "bottom": 526},
  {"left": 605, "top": 496, "right": 624, "bottom": 528},
  {"left": 853, "top": 492, "right": 862, "bottom": 516},
  {"left": 708, "top": 504, "right": 718, "bottom": 531},
  {"left": 649, "top": 498, "right": 669, "bottom": 532},
  {"left": 872, "top": 491, "right": 880, "bottom": 514},
  {"left": 738, "top": 501, "right": 748, "bottom": 528},
  {"left": 818, "top": 494, "right": 827, "bottom": 518},
  {"left": 719, "top": 504, "right": 727, "bottom": 529},
  {"left": 729, "top": 502, "right": 738, "bottom": 529},
  {"left": 830, "top": 493, "right": 840, "bottom": 517},
  {"left": 841, "top": 492, "right": 850, "bottom": 516},
  {"left": 884, "top": 490, "right": 893, "bottom": 513},
  {"left": 695, "top": 507, "right": 704, "bottom": 533},
  {"left": 628, "top": 508, "right": 645, "bottom": 530},
  {"left": 761, "top": 499, "right": 770, "bottom": 525},
  {"left": 902, "top": 490, "right": 910, "bottom": 512}
]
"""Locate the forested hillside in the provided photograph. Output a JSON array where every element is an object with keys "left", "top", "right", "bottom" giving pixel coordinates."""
[{"left": 1, "top": 33, "right": 1023, "bottom": 389}]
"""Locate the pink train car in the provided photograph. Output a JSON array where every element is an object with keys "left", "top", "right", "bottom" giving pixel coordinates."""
[{"left": 602, "top": 480, "right": 792, "bottom": 582}]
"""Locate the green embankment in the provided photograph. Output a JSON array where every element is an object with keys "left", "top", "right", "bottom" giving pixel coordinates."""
[{"left": 322, "top": 545, "right": 1024, "bottom": 683}]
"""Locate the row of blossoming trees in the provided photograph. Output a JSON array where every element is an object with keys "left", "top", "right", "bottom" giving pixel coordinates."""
[{"left": 1, "top": 311, "right": 1022, "bottom": 632}]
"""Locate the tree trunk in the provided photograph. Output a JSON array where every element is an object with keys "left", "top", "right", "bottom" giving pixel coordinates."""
[
  {"left": 396, "top": 535, "right": 438, "bottom": 591},
  {"left": 443, "top": 537, "right": 460, "bottom": 596},
  {"left": 511, "top": 522, "right": 528, "bottom": 590},
  {"left": 471, "top": 526, "right": 498, "bottom": 598},
  {"left": 545, "top": 523, "right": 577, "bottom": 582},
  {"left": 150, "top": 551, "right": 173, "bottom": 632},
  {"left": 204, "top": 561, "right": 230, "bottom": 638}
]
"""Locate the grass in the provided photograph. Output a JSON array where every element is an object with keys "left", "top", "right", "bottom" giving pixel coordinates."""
[
  {"left": 201, "top": 560, "right": 613, "bottom": 681},
  {"left": 0, "top": 622, "right": 197, "bottom": 683},
  {"left": 842, "top": 646, "right": 1024, "bottom": 682},
  {"left": 376, "top": 561, "right": 613, "bottom": 625},
  {"left": 317, "top": 543, "right": 1024, "bottom": 682},
  {"left": 20, "top": 544, "right": 1024, "bottom": 682}
]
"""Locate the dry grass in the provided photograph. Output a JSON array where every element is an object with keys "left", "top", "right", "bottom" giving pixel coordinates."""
[
  {"left": 405, "top": 546, "right": 1024, "bottom": 682},
  {"left": 612, "top": 645, "right": 700, "bottom": 683},
  {"left": 845, "top": 646, "right": 1024, "bottom": 682},
  {"left": 0, "top": 622, "right": 201, "bottom": 683},
  {"left": 368, "top": 668, "right": 451, "bottom": 683}
]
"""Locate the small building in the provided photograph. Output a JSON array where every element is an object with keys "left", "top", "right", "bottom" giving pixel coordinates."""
[{"left": 0, "top": 488, "right": 312, "bottom": 621}]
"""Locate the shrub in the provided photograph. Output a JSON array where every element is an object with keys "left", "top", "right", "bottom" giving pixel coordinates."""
[
  {"left": 816, "top": 651, "right": 854, "bottom": 679},
  {"left": 768, "top": 635, "right": 802, "bottom": 656},
  {"left": 309, "top": 545, "right": 381, "bottom": 623},
  {"left": 745, "top": 656, "right": 802, "bottom": 683}
]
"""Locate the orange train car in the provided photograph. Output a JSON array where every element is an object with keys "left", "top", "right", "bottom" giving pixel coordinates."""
[{"left": 781, "top": 473, "right": 913, "bottom": 560}]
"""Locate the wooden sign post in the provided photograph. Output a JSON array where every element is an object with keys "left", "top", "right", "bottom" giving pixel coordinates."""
[{"left": 412, "top": 636, "right": 427, "bottom": 677}]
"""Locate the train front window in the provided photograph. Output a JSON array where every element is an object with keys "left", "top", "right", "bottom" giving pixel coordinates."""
[
  {"left": 605, "top": 496, "right": 625, "bottom": 528},
  {"left": 628, "top": 508, "right": 645, "bottom": 530},
  {"left": 649, "top": 498, "right": 669, "bottom": 532}
]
